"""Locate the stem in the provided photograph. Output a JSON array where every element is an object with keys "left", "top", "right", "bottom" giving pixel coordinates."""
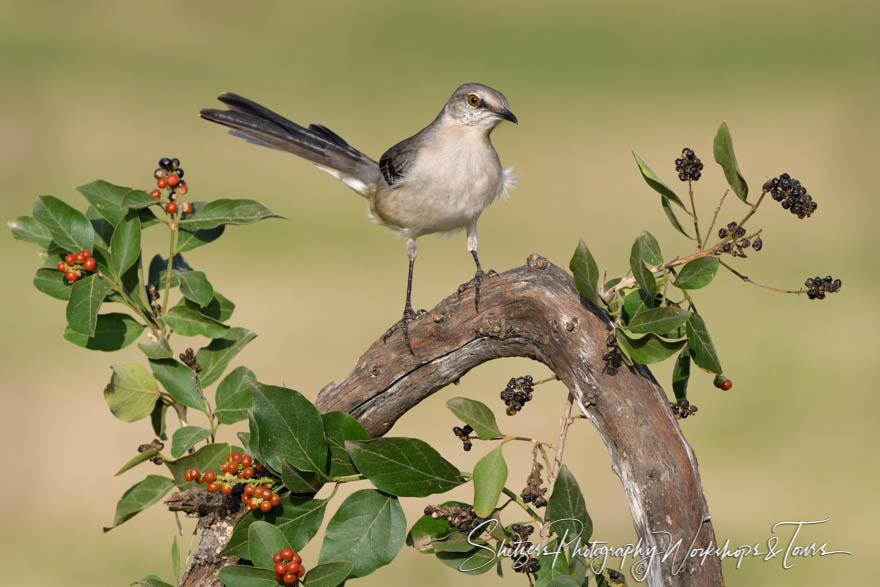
[
  {"left": 192, "top": 373, "right": 216, "bottom": 441},
  {"left": 605, "top": 247, "right": 716, "bottom": 301},
  {"left": 98, "top": 272, "right": 162, "bottom": 338},
  {"left": 547, "top": 395, "right": 575, "bottom": 489},
  {"left": 162, "top": 218, "right": 179, "bottom": 326},
  {"left": 737, "top": 189, "right": 768, "bottom": 229},
  {"left": 329, "top": 473, "right": 365, "bottom": 483},
  {"left": 702, "top": 189, "right": 729, "bottom": 249},
  {"left": 532, "top": 375, "right": 558, "bottom": 386},
  {"left": 687, "top": 180, "right": 703, "bottom": 247},
  {"left": 500, "top": 487, "right": 542, "bottom": 524},
  {"left": 718, "top": 259, "right": 806, "bottom": 294}
]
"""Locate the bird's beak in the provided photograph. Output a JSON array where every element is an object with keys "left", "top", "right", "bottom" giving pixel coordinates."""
[{"left": 496, "top": 108, "right": 518, "bottom": 124}]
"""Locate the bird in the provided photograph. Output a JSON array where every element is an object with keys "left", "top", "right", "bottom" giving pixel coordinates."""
[{"left": 199, "top": 83, "right": 517, "bottom": 353}]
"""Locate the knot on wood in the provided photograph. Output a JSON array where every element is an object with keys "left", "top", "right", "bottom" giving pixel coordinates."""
[
  {"left": 526, "top": 253, "right": 549, "bottom": 269},
  {"left": 476, "top": 314, "right": 514, "bottom": 339}
]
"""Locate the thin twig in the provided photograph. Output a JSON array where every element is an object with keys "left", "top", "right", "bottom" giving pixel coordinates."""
[
  {"left": 547, "top": 394, "right": 575, "bottom": 489},
  {"left": 718, "top": 259, "right": 805, "bottom": 294},
  {"left": 702, "top": 189, "right": 729, "bottom": 249},
  {"left": 687, "top": 180, "right": 703, "bottom": 247},
  {"left": 737, "top": 189, "right": 768, "bottom": 229}
]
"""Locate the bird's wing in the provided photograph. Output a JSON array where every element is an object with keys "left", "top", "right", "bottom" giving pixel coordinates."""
[
  {"left": 200, "top": 93, "right": 381, "bottom": 197},
  {"left": 379, "top": 136, "right": 420, "bottom": 187}
]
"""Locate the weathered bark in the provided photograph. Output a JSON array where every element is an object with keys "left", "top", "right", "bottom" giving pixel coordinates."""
[
  {"left": 177, "top": 253, "right": 724, "bottom": 586},
  {"left": 316, "top": 254, "right": 723, "bottom": 586}
]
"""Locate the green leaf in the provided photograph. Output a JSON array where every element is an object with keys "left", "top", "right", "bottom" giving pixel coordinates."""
[
  {"left": 32, "top": 195, "right": 95, "bottom": 253},
  {"left": 629, "top": 232, "right": 662, "bottom": 296},
  {"left": 544, "top": 576, "right": 580, "bottom": 587},
  {"left": 215, "top": 366, "right": 258, "bottom": 424},
  {"left": 104, "top": 363, "right": 161, "bottom": 422},
  {"left": 323, "top": 411, "right": 370, "bottom": 478},
  {"left": 121, "top": 189, "right": 160, "bottom": 209},
  {"left": 632, "top": 152, "right": 688, "bottom": 210},
  {"left": 115, "top": 449, "right": 159, "bottom": 476},
  {"left": 472, "top": 445, "right": 507, "bottom": 517},
  {"left": 175, "top": 225, "right": 226, "bottom": 255},
  {"left": 436, "top": 546, "right": 496, "bottom": 575},
  {"left": 569, "top": 239, "right": 602, "bottom": 307},
  {"left": 346, "top": 437, "right": 464, "bottom": 497},
  {"left": 103, "top": 475, "right": 175, "bottom": 531},
  {"left": 672, "top": 351, "right": 691, "bottom": 402},
  {"left": 149, "top": 359, "right": 207, "bottom": 412},
  {"left": 138, "top": 337, "right": 174, "bottom": 360},
  {"left": 76, "top": 180, "right": 138, "bottom": 225},
  {"left": 446, "top": 397, "right": 501, "bottom": 440},
  {"left": 184, "top": 291, "right": 235, "bottom": 322},
  {"left": 303, "top": 561, "right": 354, "bottom": 587},
  {"left": 64, "top": 312, "right": 144, "bottom": 351},
  {"left": 547, "top": 465, "right": 592, "bottom": 546},
  {"left": 281, "top": 461, "right": 325, "bottom": 495},
  {"left": 713, "top": 121, "right": 749, "bottom": 203},
  {"left": 34, "top": 267, "right": 71, "bottom": 300},
  {"left": 133, "top": 574, "right": 175, "bottom": 587},
  {"left": 170, "top": 426, "right": 212, "bottom": 458},
  {"left": 318, "top": 489, "right": 405, "bottom": 578},
  {"left": 86, "top": 206, "right": 114, "bottom": 247},
  {"left": 196, "top": 327, "right": 257, "bottom": 387},
  {"left": 108, "top": 211, "right": 141, "bottom": 280},
  {"left": 166, "top": 443, "right": 231, "bottom": 488},
  {"left": 252, "top": 383, "right": 327, "bottom": 474},
  {"left": 178, "top": 199, "right": 283, "bottom": 230},
  {"left": 121, "top": 252, "right": 152, "bottom": 314},
  {"left": 625, "top": 307, "right": 691, "bottom": 336},
  {"left": 222, "top": 496, "right": 328, "bottom": 558},
  {"left": 615, "top": 329, "right": 687, "bottom": 365},
  {"left": 171, "top": 535, "right": 180, "bottom": 581},
  {"left": 163, "top": 305, "right": 229, "bottom": 338},
  {"left": 66, "top": 274, "right": 113, "bottom": 335},
  {"left": 535, "top": 538, "right": 571, "bottom": 585},
  {"left": 151, "top": 401, "right": 168, "bottom": 440},
  {"left": 621, "top": 288, "right": 654, "bottom": 322},
  {"left": 248, "top": 521, "right": 291, "bottom": 570},
  {"left": 177, "top": 270, "right": 214, "bottom": 306},
  {"left": 686, "top": 312, "right": 723, "bottom": 374},
  {"left": 217, "top": 566, "right": 278, "bottom": 587},
  {"left": 661, "top": 196, "right": 693, "bottom": 239},
  {"left": 674, "top": 257, "right": 720, "bottom": 290},
  {"left": 8, "top": 215, "right": 53, "bottom": 247},
  {"left": 406, "top": 504, "right": 462, "bottom": 553}
]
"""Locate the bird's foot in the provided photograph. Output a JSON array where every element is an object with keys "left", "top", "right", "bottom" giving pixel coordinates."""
[
  {"left": 457, "top": 268, "right": 498, "bottom": 311},
  {"left": 382, "top": 306, "right": 427, "bottom": 354}
]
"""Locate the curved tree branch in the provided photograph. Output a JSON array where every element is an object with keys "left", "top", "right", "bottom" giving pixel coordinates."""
[{"left": 316, "top": 254, "right": 724, "bottom": 587}]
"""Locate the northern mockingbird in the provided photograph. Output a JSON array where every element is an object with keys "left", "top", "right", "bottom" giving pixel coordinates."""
[{"left": 200, "top": 83, "right": 517, "bottom": 352}]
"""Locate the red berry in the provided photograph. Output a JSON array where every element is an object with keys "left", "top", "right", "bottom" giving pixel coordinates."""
[
  {"left": 255, "top": 462, "right": 265, "bottom": 472},
  {"left": 294, "top": 564, "right": 305, "bottom": 578},
  {"left": 75, "top": 252, "right": 85, "bottom": 264},
  {"left": 282, "top": 573, "right": 296, "bottom": 584},
  {"left": 280, "top": 548, "right": 293, "bottom": 561},
  {"left": 57, "top": 262, "right": 67, "bottom": 272},
  {"left": 260, "top": 500, "right": 272, "bottom": 512},
  {"left": 65, "top": 254, "right": 75, "bottom": 265},
  {"left": 190, "top": 467, "right": 200, "bottom": 480},
  {"left": 290, "top": 552, "right": 301, "bottom": 566},
  {"left": 203, "top": 470, "right": 215, "bottom": 483},
  {"left": 242, "top": 467, "right": 255, "bottom": 479},
  {"left": 79, "top": 249, "right": 91, "bottom": 259},
  {"left": 207, "top": 482, "right": 219, "bottom": 493},
  {"left": 65, "top": 270, "right": 79, "bottom": 283},
  {"left": 181, "top": 202, "right": 193, "bottom": 215},
  {"left": 713, "top": 375, "right": 733, "bottom": 390},
  {"left": 220, "top": 484, "right": 232, "bottom": 495},
  {"left": 270, "top": 494, "right": 281, "bottom": 506},
  {"left": 231, "top": 452, "right": 242, "bottom": 463},
  {"left": 244, "top": 485, "right": 254, "bottom": 496},
  {"left": 166, "top": 174, "right": 180, "bottom": 187},
  {"left": 275, "top": 563, "right": 288, "bottom": 575},
  {"left": 721, "top": 380, "right": 732, "bottom": 390},
  {"left": 244, "top": 504, "right": 253, "bottom": 512},
  {"left": 241, "top": 454, "right": 253, "bottom": 466},
  {"left": 273, "top": 553, "right": 284, "bottom": 564},
  {"left": 177, "top": 182, "right": 188, "bottom": 195},
  {"left": 241, "top": 494, "right": 249, "bottom": 503},
  {"left": 157, "top": 178, "right": 167, "bottom": 189},
  {"left": 150, "top": 189, "right": 161, "bottom": 199},
  {"left": 261, "top": 487, "right": 272, "bottom": 499},
  {"left": 165, "top": 201, "right": 178, "bottom": 214},
  {"left": 83, "top": 257, "right": 96, "bottom": 271}
]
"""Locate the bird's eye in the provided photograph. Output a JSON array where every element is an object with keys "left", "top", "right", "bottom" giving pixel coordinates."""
[{"left": 467, "top": 94, "right": 481, "bottom": 107}]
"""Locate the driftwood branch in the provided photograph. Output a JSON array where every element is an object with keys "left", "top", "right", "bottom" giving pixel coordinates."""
[
  {"left": 317, "top": 254, "right": 723, "bottom": 587},
  {"left": 177, "top": 253, "right": 723, "bottom": 586}
]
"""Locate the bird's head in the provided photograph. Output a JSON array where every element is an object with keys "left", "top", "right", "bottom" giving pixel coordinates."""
[{"left": 443, "top": 83, "right": 517, "bottom": 130}]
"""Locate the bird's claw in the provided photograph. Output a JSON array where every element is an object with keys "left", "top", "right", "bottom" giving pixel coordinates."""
[
  {"left": 457, "top": 268, "right": 497, "bottom": 310},
  {"left": 382, "top": 306, "right": 426, "bottom": 354}
]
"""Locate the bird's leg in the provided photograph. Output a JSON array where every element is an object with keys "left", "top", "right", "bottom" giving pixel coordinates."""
[
  {"left": 457, "top": 225, "right": 496, "bottom": 311},
  {"left": 383, "top": 238, "right": 424, "bottom": 354}
]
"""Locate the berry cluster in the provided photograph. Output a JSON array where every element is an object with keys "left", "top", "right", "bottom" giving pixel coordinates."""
[
  {"left": 713, "top": 375, "right": 733, "bottom": 391},
  {"left": 607, "top": 569, "right": 625, "bottom": 585},
  {"left": 510, "top": 525, "right": 540, "bottom": 574},
  {"left": 424, "top": 504, "right": 487, "bottom": 534},
  {"left": 603, "top": 333, "right": 623, "bottom": 375},
  {"left": 151, "top": 157, "right": 194, "bottom": 216},
  {"left": 242, "top": 482, "right": 282, "bottom": 513},
  {"left": 500, "top": 376, "right": 534, "bottom": 416},
  {"left": 668, "top": 400, "right": 698, "bottom": 419},
  {"left": 146, "top": 283, "right": 161, "bottom": 317},
  {"left": 763, "top": 173, "right": 817, "bottom": 219},
  {"left": 56, "top": 249, "right": 96, "bottom": 283},
  {"left": 272, "top": 548, "right": 305, "bottom": 584},
  {"left": 137, "top": 438, "right": 165, "bottom": 465},
  {"left": 805, "top": 275, "right": 842, "bottom": 300},
  {"left": 179, "top": 347, "right": 202, "bottom": 373},
  {"left": 717, "top": 222, "right": 761, "bottom": 257},
  {"left": 452, "top": 424, "right": 474, "bottom": 451},
  {"left": 675, "top": 148, "right": 703, "bottom": 182},
  {"left": 520, "top": 461, "right": 548, "bottom": 508},
  {"left": 182, "top": 452, "right": 278, "bottom": 512}
]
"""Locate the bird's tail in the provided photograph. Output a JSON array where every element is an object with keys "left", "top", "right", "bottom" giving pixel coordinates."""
[{"left": 200, "top": 93, "right": 381, "bottom": 197}]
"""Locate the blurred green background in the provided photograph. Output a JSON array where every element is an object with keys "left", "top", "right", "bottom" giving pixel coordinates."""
[{"left": 1, "top": 0, "right": 877, "bottom": 585}]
